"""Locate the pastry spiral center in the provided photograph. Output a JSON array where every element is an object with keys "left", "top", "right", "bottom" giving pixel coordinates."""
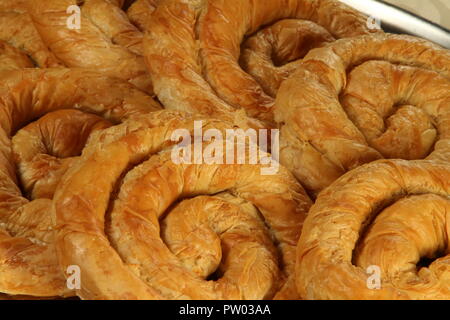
[
  {"left": 240, "top": 19, "right": 335, "bottom": 97},
  {"left": 341, "top": 60, "right": 450, "bottom": 160},
  {"left": 12, "top": 110, "right": 112, "bottom": 199},
  {"left": 106, "top": 151, "right": 284, "bottom": 299},
  {"left": 161, "top": 193, "right": 277, "bottom": 281},
  {"left": 53, "top": 113, "right": 310, "bottom": 299},
  {"left": 355, "top": 194, "right": 450, "bottom": 288}
]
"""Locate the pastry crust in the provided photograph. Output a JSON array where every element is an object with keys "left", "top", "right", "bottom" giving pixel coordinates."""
[
  {"left": 0, "top": 68, "right": 160, "bottom": 296},
  {"left": 0, "top": 41, "right": 34, "bottom": 70},
  {"left": 28, "top": 0, "right": 153, "bottom": 93},
  {"left": 296, "top": 159, "right": 450, "bottom": 300},
  {"left": 12, "top": 110, "right": 112, "bottom": 199},
  {"left": 0, "top": 68, "right": 160, "bottom": 135},
  {"left": 144, "top": 0, "right": 377, "bottom": 125},
  {"left": 275, "top": 34, "right": 450, "bottom": 194},
  {"left": 0, "top": 1, "right": 62, "bottom": 68},
  {"left": 0, "top": 201, "right": 70, "bottom": 297},
  {"left": 0, "top": 0, "right": 448, "bottom": 302},
  {"left": 127, "top": 0, "right": 159, "bottom": 32},
  {"left": 240, "top": 19, "right": 335, "bottom": 97},
  {"left": 53, "top": 110, "right": 312, "bottom": 299}
]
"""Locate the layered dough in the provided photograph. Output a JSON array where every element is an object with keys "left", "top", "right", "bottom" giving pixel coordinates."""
[
  {"left": 0, "top": 0, "right": 448, "bottom": 301},
  {"left": 0, "top": 68, "right": 160, "bottom": 296},
  {"left": 144, "top": 0, "right": 377, "bottom": 126},
  {"left": 12, "top": 110, "right": 112, "bottom": 199},
  {"left": 296, "top": 160, "right": 450, "bottom": 299},
  {"left": 240, "top": 19, "right": 335, "bottom": 97},
  {"left": 0, "top": 41, "right": 35, "bottom": 70},
  {"left": 28, "top": 0, "right": 155, "bottom": 93},
  {"left": 127, "top": 0, "right": 159, "bottom": 32},
  {"left": 53, "top": 110, "right": 312, "bottom": 299},
  {"left": 0, "top": 0, "right": 62, "bottom": 67},
  {"left": 275, "top": 34, "right": 450, "bottom": 194}
]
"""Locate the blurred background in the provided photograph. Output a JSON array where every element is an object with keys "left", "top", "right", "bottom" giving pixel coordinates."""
[
  {"left": 339, "top": 0, "right": 450, "bottom": 48},
  {"left": 383, "top": 0, "right": 450, "bottom": 29}
]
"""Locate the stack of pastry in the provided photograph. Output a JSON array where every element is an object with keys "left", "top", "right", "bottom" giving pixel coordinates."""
[{"left": 0, "top": 0, "right": 448, "bottom": 300}]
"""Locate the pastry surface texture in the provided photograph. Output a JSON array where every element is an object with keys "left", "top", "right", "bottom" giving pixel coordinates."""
[
  {"left": 296, "top": 160, "right": 450, "bottom": 299},
  {"left": 53, "top": 110, "right": 312, "bottom": 299},
  {"left": 144, "top": 0, "right": 377, "bottom": 126},
  {"left": 0, "top": 0, "right": 62, "bottom": 68},
  {"left": 0, "top": 67, "right": 160, "bottom": 297},
  {"left": 0, "top": 0, "right": 448, "bottom": 301},
  {"left": 28, "top": 0, "right": 154, "bottom": 93},
  {"left": 275, "top": 34, "right": 450, "bottom": 194}
]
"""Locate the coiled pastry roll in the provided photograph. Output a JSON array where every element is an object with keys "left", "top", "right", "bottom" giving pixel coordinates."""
[
  {"left": 275, "top": 34, "right": 450, "bottom": 194},
  {"left": 0, "top": 68, "right": 160, "bottom": 297},
  {"left": 53, "top": 110, "right": 312, "bottom": 299},
  {"left": 296, "top": 159, "right": 450, "bottom": 299},
  {"left": 144, "top": 0, "right": 377, "bottom": 126}
]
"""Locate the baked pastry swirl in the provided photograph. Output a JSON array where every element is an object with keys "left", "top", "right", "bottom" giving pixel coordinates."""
[
  {"left": 275, "top": 33, "right": 450, "bottom": 194},
  {"left": 53, "top": 110, "right": 311, "bottom": 300},
  {"left": 296, "top": 160, "right": 450, "bottom": 300},
  {"left": 28, "top": 0, "right": 154, "bottom": 93},
  {"left": 0, "top": 68, "right": 160, "bottom": 297},
  {"left": 0, "top": 0, "right": 447, "bottom": 302},
  {"left": 144, "top": 0, "right": 377, "bottom": 126},
  {"left": 240, "top": 19, "right": 335, "bottom": 98}
]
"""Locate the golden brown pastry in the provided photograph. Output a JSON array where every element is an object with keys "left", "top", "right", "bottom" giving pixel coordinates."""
[
  {"left": 0, "top": 206, "right": 70, "bottom": 297},
  {"left": 127, "top": 0, "right": 159, "bottom": 32},
  {"left": 0, "top": 41, "right": 34, "bottom": 70},
  {"left": 12, "top": 110, "right": 112, "bottom": 199},
  {"left": 0, "top": 0, "right": 62, "bottom": 67},
  {"left": 240, "top": 19, "right": 335, "bottom": 98},
  {"left": 275, "top": 33, "right": 450, "bottom": 194},
  {"left": 53, "top": 110, "right": 312, "bottom": 300},
  {"left": 0, "top": 68, "right": 160, "bottom": 297},
  {"left": 144, "top": 0, "right": 377, "bottom": 125},
  {"left": 0, "top": 68, "right": 160, "bottom": 134},
  {"left": 28, "top": 0, "right": 153, "bottom": 93},
  {"left": 296, "top": 159, "right": 450, "bottom": 300},
  {"left": 1, "top": 110, "right": 109, "bottom": 298}
]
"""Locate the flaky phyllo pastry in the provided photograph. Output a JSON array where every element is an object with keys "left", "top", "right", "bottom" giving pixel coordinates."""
[{"left": 0, "top": 0, "right": 449, "bottom": 300}]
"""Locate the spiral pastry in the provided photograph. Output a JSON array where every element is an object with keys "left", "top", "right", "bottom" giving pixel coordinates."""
[
  {"left": 28, "top": 0, "right": 154, "bottom": 93},
  {"left": 0, "top": 0, "right": 62, "bottom": 68},
  {"left": 53, "top": 110, "right": 312, "bottom": 300},
  {"left": 240, "top": 19, "right": 335, "bottom": 98},
  {"left": 144, "top": 0, "right": 377, "bottom": 125},
  {"left": 296, "top": 160, "right": 450, "bottom": 300},
  {"left": 0, "top": 68, "right": 160, "bottom": 297},
  {"left": 275, "top": 33, "right": 450, "bottom": 194}
]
